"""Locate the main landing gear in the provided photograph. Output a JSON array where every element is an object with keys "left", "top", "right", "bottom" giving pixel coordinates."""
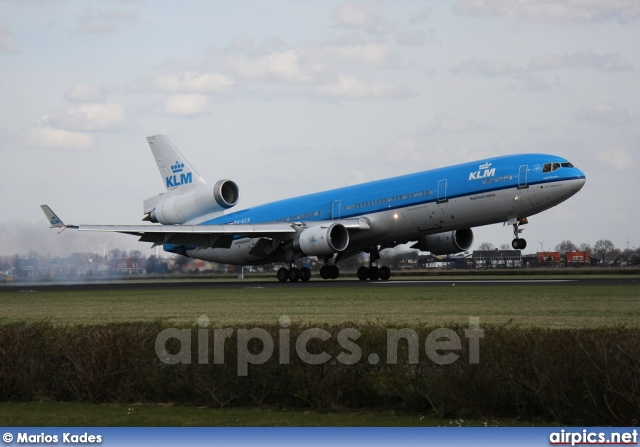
[
  {"left": 276, "top": 258, "right": 340, "bottom": 283},
  {"left": 511, "top": 218, "right": 528, "bottom": 250},
  {"left": 277, "top": 264, "right": 312, "bottom": 283},
  {"left": 319, "top": 263, "right": 340, "bottom": 280},
  {"left": 357, "top": 245, "right": 391, "bottom": 281}
]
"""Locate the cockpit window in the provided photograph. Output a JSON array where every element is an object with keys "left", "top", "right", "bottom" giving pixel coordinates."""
[{"left": 542, "top": 161, "right": 575, "bottom": 173}]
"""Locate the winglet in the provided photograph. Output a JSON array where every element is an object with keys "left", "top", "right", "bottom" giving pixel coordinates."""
[{"left": 40, "top": 205, "right": 66, "bottom": 230}]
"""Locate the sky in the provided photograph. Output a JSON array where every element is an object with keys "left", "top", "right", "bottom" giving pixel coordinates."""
[{"left": 1, "top": 0, "right": 639, "bottom": 257}]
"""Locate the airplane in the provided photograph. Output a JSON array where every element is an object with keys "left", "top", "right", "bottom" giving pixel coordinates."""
[{"left": 41, "top": 134, "right": 586, "bottom": 282}]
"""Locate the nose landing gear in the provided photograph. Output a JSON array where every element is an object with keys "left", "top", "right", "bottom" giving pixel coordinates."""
[{"left": 511, "top": 218, "right": 528, "bottom": 250}]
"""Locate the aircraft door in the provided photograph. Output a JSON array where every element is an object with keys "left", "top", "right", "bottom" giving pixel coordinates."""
[
  {"left": 437, "top": 179, "right": 448, "bottom": 203},
  {"left": 518, "top": 165, "right": 529, "bottom": 189},
  {"left": 331, "top": 200, "right": 341, "bottom": 220}
]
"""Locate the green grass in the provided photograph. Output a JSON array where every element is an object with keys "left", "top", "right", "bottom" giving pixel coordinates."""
[
  {"left": 0, "top": 284, "right": 638, "bottom": 328},
  {"left": 0, "top": 402, "right": 540, "bottom": 427}
]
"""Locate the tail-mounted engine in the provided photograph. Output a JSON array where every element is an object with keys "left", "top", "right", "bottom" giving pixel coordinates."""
[
  {"left": 146, "top": 179, "right": 239, "bottom": 224},
  {"left": 413, "top": 228, "right": 474, "bottom": 255}
]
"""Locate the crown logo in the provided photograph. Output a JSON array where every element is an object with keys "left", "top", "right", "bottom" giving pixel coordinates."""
[
  {"left": 479, "top": 162, "right": 492, "bottom": 169},
  {"left": 171, "top": 161, "right": 185, "bottom": 173}
]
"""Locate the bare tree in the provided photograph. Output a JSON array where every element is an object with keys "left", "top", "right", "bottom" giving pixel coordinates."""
[
  {"left": 129, "top": 250, "right": 144, "bottom": 259},
  {"left": 579, "top": 242, "right": 592, "bottom": 254},
  {"left": 108, "top": 248, "right": 122, "bottom": 260},
  {"left": 478, "top": 242, "right": 495, "bottom": 251},
  {"left": 555, "top": 240, "right": 577, "bottom": 254},
  {"left": 499, "top": 243, "right": 510, "bottom": 250},
  {"left": 593, "top": 239, "right": 615, "bottom": 265}
]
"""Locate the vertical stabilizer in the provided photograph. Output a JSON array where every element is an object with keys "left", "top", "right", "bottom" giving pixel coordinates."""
[{"left": 147, "top": 135, "right": 206, "bottom": 192}]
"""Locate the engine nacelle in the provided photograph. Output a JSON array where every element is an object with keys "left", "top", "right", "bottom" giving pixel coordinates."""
[
  {"left": 414, "top": 229, "right": 474, "bottom": 255},
  {"left": 295, "top": 223, "right": 350, "bottom": 256},
  {"left": 149, "top": 179, "right": 239, "bottom": 224}
]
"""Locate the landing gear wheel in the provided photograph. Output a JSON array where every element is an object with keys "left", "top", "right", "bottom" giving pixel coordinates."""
[
  {"left": 329, "top": 265, "right": 340, "bottom": 279},
  {"left": 512, "top": 238, "right": 527, "bottom": 250},
  {"left": 300, "top": 267, "right": 311, "bottom": 282},
  {"left": 277, "top": 268, "right": 289, "bottom": 283},
  {"left": 320, "top": 265, "right": 330, "bottom": 279},
  {"left": 288, "top": 267, "right": 300, "bottom": 282},
  {"left": 368, "top": 266, "right": 380, "bottom": 281},
  {"left": 379, "top": 266, "right": 391, "bottom": 281},
  {"left": 357, "top": 266, "right": 369, "bottom": 281}
]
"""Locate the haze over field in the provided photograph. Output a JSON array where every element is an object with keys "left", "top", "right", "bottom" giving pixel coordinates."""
[{"left": 1, "top": 1, "right": 638, "bottom": 256}]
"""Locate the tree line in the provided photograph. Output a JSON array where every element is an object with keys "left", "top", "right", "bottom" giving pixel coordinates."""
[{"left": 477, "top": 239, "right": 639, "bottom": 265}]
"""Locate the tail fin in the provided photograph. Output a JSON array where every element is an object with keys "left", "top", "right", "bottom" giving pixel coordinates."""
[
  {"left": 147, "top": 135, "right": 206, "bottom": 192},
  {"left": 40, "top": 205, "right": 65, "bottom": 229}
]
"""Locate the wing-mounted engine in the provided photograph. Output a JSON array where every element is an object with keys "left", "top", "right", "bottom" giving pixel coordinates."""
[
  {"left": 412, "top": 228, "right": 474, "bottom": 255},
  {"left": 294, "top": 223, "right": 350, "bottom": 256},
  {"left": 145, "top": 179, "right": 239, "bottom": 224}
]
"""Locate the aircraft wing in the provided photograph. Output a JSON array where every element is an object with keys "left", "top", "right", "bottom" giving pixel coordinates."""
[{"left": 40, "top": 205, "right": 369, "bottom": 249}]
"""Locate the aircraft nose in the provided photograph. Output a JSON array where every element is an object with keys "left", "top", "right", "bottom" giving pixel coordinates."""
[{"left": 574, "top": 168, "right": 586, "bottom": 189}]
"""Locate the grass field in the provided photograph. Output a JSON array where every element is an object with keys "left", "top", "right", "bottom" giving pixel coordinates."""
[
  {"left": 1, "top": 283, "right": 638, "bottom": 328},
  {"left": 0, "top": 402, "right": 540, "bottom": 427},
  {"left": 1, "top": 279, "right": 638, "bottom": 427}
]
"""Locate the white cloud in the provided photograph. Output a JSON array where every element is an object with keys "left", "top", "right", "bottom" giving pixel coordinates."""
[
  {"left": 318, "top": 39, "right": 398, "bottom": 68},
  {"left": 451, "top": 51, "right": 631, "bottom": 91},
  {"left": 64, "top": 82, "right": 105, "bottom": 103},
  {"left": 0, "top": 21, "right": 20, "bottom": 53},
  {"left": 154, "top": 71, "right": 235, "bottom": 94},
  {"left": 76, "top": 9, "right": 136, "bottom": 34},
  {"left": 529, "top": 52, "right": 633, "bottom": 72},
  {"left": 451, "top": 58, "right": 518, "bottom": 77},
  {"left": 394, "top": 30, "right": 440, "bottom": 46},
  {"left": 315, "top": 75, "right": 413, "bottom": 99},
  {"left": 333, "top": 2, "right": 395, "bottom": 34},
  {"left": 595, "top": 147, "right": 633, "bottom": 171},
  {"left": 575, "top": 103, "right": 633, "bottom": 126},
  {"left": 386, "top": 138, "right": 476, "bottom": 167},
  {"left": 387, "top": 138, "right": 424, "bottom": 162},
  {"left": 163, "top": 94, "right": 210, "bottom": 116},
  {"left": 453, "top": 0, "right": 639, "bottom": 24},
  {"left": 408, "top": 6, "right": 433, "bottom": 24},
  {"left": 23, "top": 127, "right": 94, "bottom": 150},
  {"left": 41, "top": 103, "right": 127, "bottom": 131},
  {"left": 429, "top": 113, "right": 491, "bottom": 133}
]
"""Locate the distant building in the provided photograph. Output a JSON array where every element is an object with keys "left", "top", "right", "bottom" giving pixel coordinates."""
[
  {"left": 537, "top": 251, "right": 562, "bottom": 266},
  {"left": 566, "top": 251, "right": 590, "bottom": 266},
  {"left": 473, "top": 250, "right": 522, "bottom": 268},
  {"left": 110, "top": 258, "right": 145, "bottom": 274}
]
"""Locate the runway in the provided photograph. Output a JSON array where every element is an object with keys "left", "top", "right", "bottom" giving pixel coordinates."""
[{"left": 1, "top": 276, "right": 637, "bottom": 292}]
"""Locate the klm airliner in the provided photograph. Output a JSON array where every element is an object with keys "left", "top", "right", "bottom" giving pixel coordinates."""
[{"left": 42, "top": 135, "right": 586, "bottom": 282}]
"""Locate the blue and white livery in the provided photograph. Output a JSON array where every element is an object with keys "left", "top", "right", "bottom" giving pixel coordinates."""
[{"left": 41, "top": 135, "right": 586, "bottom": 282}]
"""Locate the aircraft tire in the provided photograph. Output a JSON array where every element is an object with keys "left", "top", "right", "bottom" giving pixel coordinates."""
[
  {"left": 379, "top": 266, "right": 391, "bottom": 281},
  {"left": 320, "top": 265, "right": 330, "bottom": 279},
  {"left": 300, "top": 267, "right": 311, "bottom": 282},
  {"left": 288, "top": 267, "right": 301, "bottom": 282},
  {"left": 368, "top": 266, "right": 380, "bottom": 281},
  {"left": 512, "top": 238, "right": 527, "bottom": 250},
  {"left": 329, "top": 265, "right": 340, "bottom": 279},
  {"left": 357, "top": 266, "right": 369, "bottom": 281},
  {"left": 277, "top": 268, "right": 289, "bottom": 283}
]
